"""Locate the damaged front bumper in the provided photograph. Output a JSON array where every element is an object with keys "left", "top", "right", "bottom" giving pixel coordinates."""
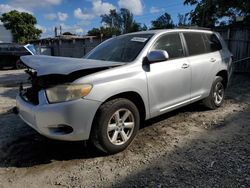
[{"left": 16, "top": 89, "right": 101, "bottom": 141}]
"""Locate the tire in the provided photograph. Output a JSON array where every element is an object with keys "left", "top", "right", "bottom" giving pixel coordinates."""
[
  {"left": 15, "top": 60, "right": 25, "bottom": 69},
  {"left": 91, "top": 98, "right": 140, "bottom": 154},
  {"left": 203, "top": 76, "right": 225, "bottom": 110}
]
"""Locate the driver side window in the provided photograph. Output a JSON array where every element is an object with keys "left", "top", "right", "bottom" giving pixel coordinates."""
[{"left": 152, "top": 33, "right": 184, "bottom": 60}]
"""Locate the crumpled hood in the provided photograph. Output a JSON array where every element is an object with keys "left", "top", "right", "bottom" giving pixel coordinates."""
[{"left": 21, "top": 55, "right": 125, "bottom": 76}]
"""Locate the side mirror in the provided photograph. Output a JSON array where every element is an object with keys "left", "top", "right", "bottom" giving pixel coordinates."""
[{"left": 147, "top": 50, "right": 169, "bottom": 63}]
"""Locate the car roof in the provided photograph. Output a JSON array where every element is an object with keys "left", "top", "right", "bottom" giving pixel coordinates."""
[{"left": 126, "top": 28, "right": 214, "bottom": 36}]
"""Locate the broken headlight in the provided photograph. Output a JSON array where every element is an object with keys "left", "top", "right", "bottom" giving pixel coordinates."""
[{"left": 46, "top": 84, "right": 92, "bottom": 103}]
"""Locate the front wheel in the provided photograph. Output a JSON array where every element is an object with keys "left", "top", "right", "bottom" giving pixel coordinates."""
[
  {"left": 203, "top": 76, "right": 225, "bottom": 109},
  {"left": 91, "top": 98, "right": 140, "bottom": 154}
]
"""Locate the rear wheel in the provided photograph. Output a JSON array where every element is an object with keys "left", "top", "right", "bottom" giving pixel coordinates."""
[
  {"left": 91, "top": 98, "right": 140, "bottom": 154},
  {"left": 203, "top": 76, "right": 225, "bottom": 109}
]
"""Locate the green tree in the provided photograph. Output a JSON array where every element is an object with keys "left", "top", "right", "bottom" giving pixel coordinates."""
[
  {"left": 88, "top": 27, "right": 120, "bottom": 38},
  {"left": 101, "top": 9, "right": 122, "bottom": 30},
  {"left": 184, "top": 0, "right": 250, "bottom": 27},
  {"left": 100, "top": 27, "right": 121, "bottom": 37},
  {"left": 62, "top": 32, "right": 74, "bottom": 36},
  {"left": 120, "top": 8, "right": 134, "bottom": 33},
  {"left": 130, "top": 22, "right": 148, "bottom": 32},
  {"left": 88, "top": 27, "right": 102, "bottom": 36},
  {"left": 184, "top": 0, "right": 219, "bottom": 27},
  {"left": 140, "top": 24, "right": 148, "bottom": 31},
  {"left": 151, "top": 13, "right": 175, "bottom": 29},
  {"left": 0, "top": 10, "right": 42, "bottom": 44},
  {"left": 100, "top": 8, "right": 145, "bottom": 35},
  {"left": 177, "top": 13, "right": 190, "bottom": 27}
]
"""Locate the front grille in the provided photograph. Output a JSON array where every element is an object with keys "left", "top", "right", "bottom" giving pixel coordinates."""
[{"left": 21, "top": 69, "right": 40, "bottom": 105}]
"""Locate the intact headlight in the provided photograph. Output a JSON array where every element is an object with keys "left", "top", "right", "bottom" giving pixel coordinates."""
[{"left": 46, "top": 84, "right": 92, "bottom": 103}]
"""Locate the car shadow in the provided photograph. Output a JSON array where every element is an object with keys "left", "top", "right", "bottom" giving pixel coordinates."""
[
  {"left": 0, "top": 73, "right": 247, "bottom": 168},
  {"left": 114, "top": 105, "right": 250, "bottom": 187},
  {"left": 0, "top": 113, "right": 106, "bottom": 168},
  {"left": 141, "top": 102, "right": 209, "bottom": 130},
  {"left": 0, "top": 101, "right": 211, "bottom": 168}
]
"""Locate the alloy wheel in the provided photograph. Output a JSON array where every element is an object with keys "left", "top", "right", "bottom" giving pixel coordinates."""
[
  {"left": 213, "top": 82, "right": 224, "bottom": 105},
  {"left": 107, "top": 108, "right": 135, "bottom": 146}
]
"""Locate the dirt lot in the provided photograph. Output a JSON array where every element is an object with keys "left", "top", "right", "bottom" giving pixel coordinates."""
[{"left": 0, "top": 69, "right": 249, "bottom": 188}]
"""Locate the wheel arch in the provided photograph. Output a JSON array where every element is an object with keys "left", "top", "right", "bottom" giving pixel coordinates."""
[
  {"left": 91, "top": 91, "right": 147, "bottom": 134},
  {"left": 101, "top": 91, "right": 146, "bottom": 122},
  {"left": 216, "top": 70, "right": 228, "bottom": 88}
]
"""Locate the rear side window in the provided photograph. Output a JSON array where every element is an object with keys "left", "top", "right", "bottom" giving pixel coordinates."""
[
  {"left": 183, "top": 33, "right": 207, "bottom": 56},
  {"left": 203, "top": 33, "right": 222, "bottom": 52},
  {"left": 152, "top": 33, "right": 184, "bottom": 60}
]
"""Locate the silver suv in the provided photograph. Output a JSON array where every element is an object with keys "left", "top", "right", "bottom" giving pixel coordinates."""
[{"left": 16, "top": 29, "right": 232, "bottom": 153}]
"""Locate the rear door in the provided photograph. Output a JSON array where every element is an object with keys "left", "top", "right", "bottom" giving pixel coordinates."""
[{"left": 183, "top": 32, "right": 222, "bottom": 100}]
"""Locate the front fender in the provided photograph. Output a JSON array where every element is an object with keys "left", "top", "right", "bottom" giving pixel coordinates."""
[{"left": 73, "top": 63, "right": 150, "bottom": 119}]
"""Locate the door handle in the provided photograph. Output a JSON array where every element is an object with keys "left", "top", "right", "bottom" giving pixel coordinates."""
[
  {"left": 210, "top": 58, "right": 216, "bottom": 62},
  {"left": 182, "top": 63, "right": 189, "bottom": 69}
]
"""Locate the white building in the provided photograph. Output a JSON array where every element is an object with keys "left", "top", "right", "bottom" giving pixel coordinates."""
[{"left": 0, "top": 25, "right": 13, "bottom": 43}]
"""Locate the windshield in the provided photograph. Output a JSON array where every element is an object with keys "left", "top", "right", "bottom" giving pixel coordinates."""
[
  {"left": 24, "top": 44, "right": 37, "bottom": 55},
  {"left": 85, "top": 34, "right": 153, "bottom": 62}
]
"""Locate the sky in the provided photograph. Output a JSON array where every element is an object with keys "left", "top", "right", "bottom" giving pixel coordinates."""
[{"left": 0, "top": 0, "right": 194, "bottom": 38}]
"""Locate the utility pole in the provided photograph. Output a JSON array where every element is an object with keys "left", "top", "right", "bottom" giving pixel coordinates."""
[
  {"left": 54, "top": 27, "right": 58, "bottom": 37},
  {"left": 59, "top": 25, "right": 62, "bottom": 35}
]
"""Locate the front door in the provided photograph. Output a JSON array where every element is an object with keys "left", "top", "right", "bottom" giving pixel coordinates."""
[{"left": 146, "top": 33, "right": 191, "bottom": 117}]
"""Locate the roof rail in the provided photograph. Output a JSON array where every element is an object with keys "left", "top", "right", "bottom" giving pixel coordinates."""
[{"left": 177, "top": 26, "right": 211, "bottom": 30}]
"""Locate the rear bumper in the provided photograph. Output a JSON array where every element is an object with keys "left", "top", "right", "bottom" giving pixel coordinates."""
[{"left": 16, "top": 90, "right": 101, "bottom": 141}]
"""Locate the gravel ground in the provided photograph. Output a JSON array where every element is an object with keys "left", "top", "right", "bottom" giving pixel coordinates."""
[{"left": 0, "top": 70, "right": 249, "bottom": 188}]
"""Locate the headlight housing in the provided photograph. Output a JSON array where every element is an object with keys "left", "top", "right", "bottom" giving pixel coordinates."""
[{"left": 46, "top": 84, "right": 92, "bottom": 103}]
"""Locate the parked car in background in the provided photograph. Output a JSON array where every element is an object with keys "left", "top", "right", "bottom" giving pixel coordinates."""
[
  {"left": 16, "top": 29, "right": 232, "bottom": 154},
  {"left": 0, "top": 43, "right": 37, "bottom": 69}
]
